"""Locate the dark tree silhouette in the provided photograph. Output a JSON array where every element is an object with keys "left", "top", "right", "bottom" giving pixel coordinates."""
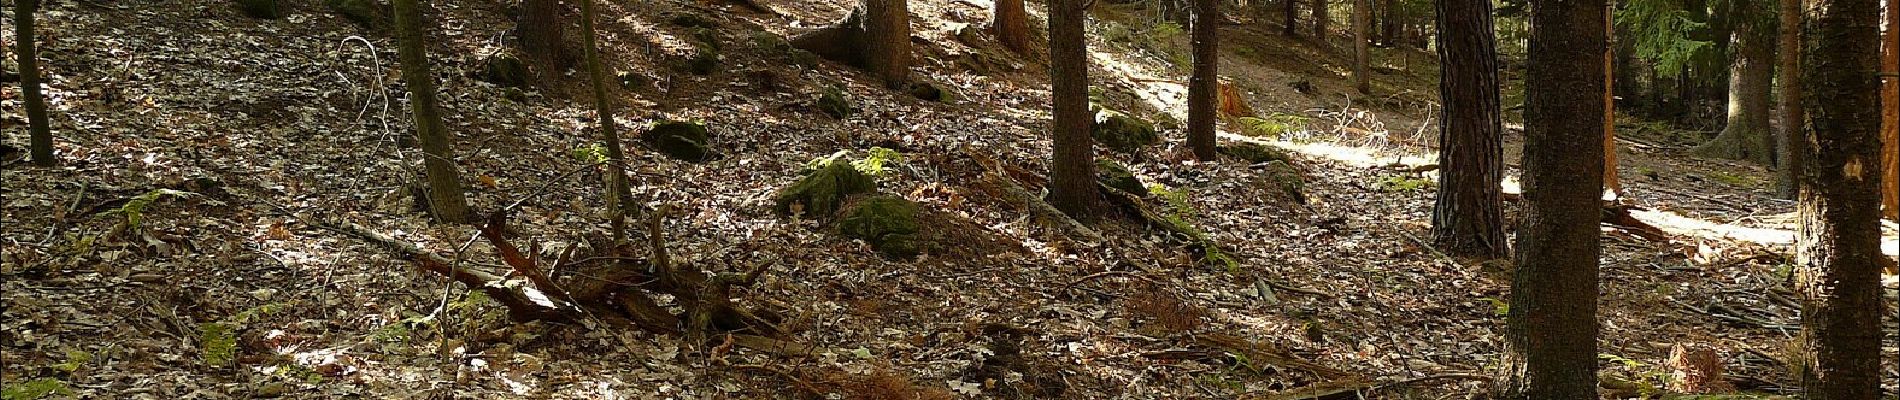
[
  {"left": 392, "top": 0, "right": 471, "bottom": 223},
  {"left": 1187, "top": 0, "right": 1220, "bottom": 160},
  {"left": 1775, "top": 0, "right": 1805, "bottom": 198},
  {"left": 790, "top": 0, "right": 913, "bottom": 88},
  {"left": 1351, "top": 0, "right": 1370, "bottom": 93},
  {"left": 1283, "top": 0, "right": 1299, "bottom": 36},
  {"left": 1313, "top": 0, "right": 1328, "bottom": 40},
  {"left": 14, "top": 0, "right": 54, "bottom": 166},
  {"left": 1048, "top": 0, "right": 1099, "bottom": 218},
  {"left": 1428, "top": 0, "right": 1506, "bottom": 259}
]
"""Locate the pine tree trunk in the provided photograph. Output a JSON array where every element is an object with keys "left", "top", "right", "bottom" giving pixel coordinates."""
[
  {"left": 1378, "top": 0, "right": 1396, "bottom": 46},
  {"left": 1313, "top": 0, "right": 1328, "bottom": 42},
  {"left": 1429, "top": 0, "right": 1506, "bottom": 260},
  {"left": 1283, "top": 0, "right": 1299, "bottom": 36},
  {"left": 1880, "top": 0, "right": 1897, "bottom": 220},
  {"left": 1794, "top": 0, "right": 1884, "bottom": 396},
  {"left": 1693, "top": 1, "right": 1777, "bottom": 165},
  {"left": 392, "top": 0, "right": 472, "bottom": 223},
  {"left": 1351, "top": 0, "right": 1370, "bottom": 94},
  {"left": 518, "top": 0, "right": 572, "bottom": 74},
  {"left": 1497, "top": 0, "right": 1605, "bottom": 396},
  {"left": 1048, "top": 0, "right": 1099, "bottom": 219},
  {"left": 863, "top": 0, "right": 912, "bottom": 88},
  {"left": 1604, "top": 5, "right": 1620, "bottom": 196},
  {"left": 580, "top": 0, "right": 633, "bottom": 244},
  {"left": 992, "top": 0, "right": 1031, "bottom": 53},
  {"left": 1774, "top": 0, "right": 1806, "bottom": 198},
  {"left": 14, "top": 0, "right": 54, "bottom": 167},
  {"left": 1187, "top": 0, "right": 1220, "bottom": 161}
]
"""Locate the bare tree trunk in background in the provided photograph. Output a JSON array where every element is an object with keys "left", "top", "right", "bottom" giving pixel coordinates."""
[
  {"left": 1794, "top": 0, "right": 1885, "bottom": 394},
  {"left": 1429, "top": 0, "right": 1506, "bottom": 260},
  {"left": 518, "top": 0, "right": 573, "bottom": 75},
  {"left": 1605, "top": 4, "right": 1621, "bottom": 197},
  {"left": 580, "top": 0, "right": 634, "bottom": 245},
  {"left": 1881, "top": 0, "right": 1897, "bottom": 220},
  {"left": 1497, "top": 0, "right": 1605, "bottom": 396},
  {"left": 1775, "top": 0, "right": 1806, "bottom": 199},
  {"left": 992, "top": 0, "right": 1031, "bottom": 53},
  {"left": 1352, "top": 0, "right": 1370, "bottom": 93},
  {"left": 863, "top": 0, "right": 912, "bottom": 88},
  {"left": 1188, "top": 0, "right": 1220, "bottom": 160},
  {"left": 392, "top": 0, "right": 472, "bottom": 223},
  {"left": 1284, "top": 0, "right": 1299, "bottom": 36},
  {"left": 1313, "top": 0, "right": 1328, "bottom": 43},
  {"left": 1049, "top": 0, "right": 1100, "bottom": 219},
  {"left": 13, "top": 0, "right": 54, "bottom": 166},
  {"left": 1694, "top": 0, "right": 1777, "bottom": 165},
  {"left": 1378, "top": 0, "right": 1396, "bottom": 46}
]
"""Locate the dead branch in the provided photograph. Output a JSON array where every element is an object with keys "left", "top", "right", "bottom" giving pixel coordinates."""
[
  {"left": 962, "top": 144, "right": 1105, "bottom": 242},
  {"left": 310, "top": 215, "right": 569, "bottom": 322}
]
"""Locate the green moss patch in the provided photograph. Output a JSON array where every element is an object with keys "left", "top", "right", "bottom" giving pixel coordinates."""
[
  {"left": 1093, "top": 109, "right": 1160, "bottom": 154},
  {"left": 1096, "top": 159, "right": 1148, "bottom": 196},
  {"left": 839, "top": 196, "right": 925, "bottom": 259},
  {"left": 644, "top": 121, "right": 712, "bottom": 162},
  {"left": 1218, "top": 142, "right": 1292, "bottom": 164},
  {"left": 775, "top": 160, "right": 876, "bottom": 217}
]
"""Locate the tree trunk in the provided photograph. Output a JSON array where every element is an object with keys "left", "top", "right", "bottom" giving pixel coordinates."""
[
  {"left": 1497, "top": 0, "right": 1605, "bottom": 396},
  {"left": 1795, "top": 0, "right": 1885, "bottom": 396},
  {"left": 1048, "top": 0, "right": 1099, "bottom": 219},
  {"left": 518, "top": 0, "right": 572, "bottom": 75},
  {"left": 1429, "top": 0, "right": 1506, "bottom": 260},
  {"left": 1284, "top": 0, "right": 1299, "bottom": 36},
  {"left": 1693, "top": 0, "right": 1777, "bottom": 165},
  {"left": 789, "top": 0, "right": 911, "bottom": 88},
  {"left": 1187, "top": 0, "right": 1220, "bottom": 160},
  {"left": 1604, "top": 4, "right": 1620, "bottom": 197},
  {"left": 13, "top": 0, "right": 53, "bottom": 166},
  {"left": 580, "top": 0, "right": 634, "bottom": 245},
  {"left": 992, "top": 0, "right": 1031, "bottom": 53},
  {"left": 392, "top": 0, "right": 472, "bottom": 223},
  {"left": 1880, "top": 0, "right": 1898, "bottom": 220},
  {"left": 1313, "top": 0, "right": 1328, "bottom": 42},
  {"left": 1351, "top": 0, "right": 1370, "bottom": 94},
  {"left": 1379, "top": 0, "right": 1397, "bottom": 46},
  {"left": 1775, "top": 0, "right": 1806, "bottom": 198}
]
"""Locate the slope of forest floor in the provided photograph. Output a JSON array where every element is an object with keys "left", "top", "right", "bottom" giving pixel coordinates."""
[{"left": 2, "top": 0, "right": 1896, "bottom": 399}]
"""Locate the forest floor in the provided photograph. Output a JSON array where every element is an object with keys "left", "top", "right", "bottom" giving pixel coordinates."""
[{"left": 2, "top": 0, "right": 1897, "bottom": 399}]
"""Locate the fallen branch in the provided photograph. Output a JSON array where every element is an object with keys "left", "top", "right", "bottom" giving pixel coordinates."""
[
  {"left": 309, "top": 215, "right": 570, "bottom": 322},
  {"left": 963, "top": 145, "right": 1105, "bottom": 242},
  {"left": 1197, "top": 333, "right": 1353, "bottom": 379}
]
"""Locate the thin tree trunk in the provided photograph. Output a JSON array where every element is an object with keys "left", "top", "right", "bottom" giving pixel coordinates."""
[
  {"left": 1775, "top": 0, "right": 1806, "bottom": 198},
  {"left": 1379, "top": 0, "right": 1397, "bottom": 46},
  {"left": 863, "top": 0, "right": 912, "bottom": 88},
  {"left": 1795, "top": 0, "right": 1885, "bottom": 396},
  {"left": 1313, "top": 0, "right": 1328, "bottom": 42},
  {"left": 1497, "top": 0, "right": 1605, "bottom": 396},
  {"left": 392, "top": 0, "right": 472, "bottom": 223},
  {"left": 13, "top": 0, "right": 54, "bottom": 166},
  {"left": 580, "top": 0, "right": 633, "bottom": 245},
  {"left": 1881, "top": 0, "right": 1898, "bottom": 220},
  {"left": 1429, "top": 0, "right": 1506, "bottom": 259},
  {"left": 1049, "top": 0, "right": 1099, "bottom": 219},
  {"left": 1352, "top": 0, "right": 1370, "bottom": 94},
  {"left": 1694, "top": 0, "right": 1777, "bottom": 165},
  {"left": 1284, "top": 0, "right": 1299, "bottom": 36},
  {"left": 1188, "top": 0, "right": 1220, "bottom": 160},
  {"left": 1604, "top": 3, "right": 1620, "bottom": 197},
  {"left": 992, "top": 0, "right": 1031, "bottom": 53}
]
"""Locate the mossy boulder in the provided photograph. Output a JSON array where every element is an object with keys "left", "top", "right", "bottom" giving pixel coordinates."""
[
  {"left": 1096, "top": 159, "right": 1148, "bottom": 196},
  {"left": 476, "top": 52, "right": 530, "bottom": 87},
  {"left": 818, "top": 86, "right": 854, "bottom": 118},
  {"left": 1258, "top": 160, "right": 1306, "bottom": 204},
  {"left": 775, "top": 160, "right": 876, "bottom": 217},
  {"left": 908, "top": 81, "right": 950, "bottom": 102},
  {"left": 1219, "top": 142, "right": 1292, "bottom": 164},
  {"left": 237, "top": 0, "right": 284, "bottom": 19},
  {"left": 1093, "top": 109, "right": 1160, "bottom": 154},
  {"left": 839, "top": 196, "right": 925, "bottom": 259},
  {"left": 644, "top": 121, "right": 712, "bottom": 162},
  {"left": 325, "top": 0, "right": 383, "bottom": 26},
  {"left": 677, "top": 49, "right": 719, "bottom": 76}
]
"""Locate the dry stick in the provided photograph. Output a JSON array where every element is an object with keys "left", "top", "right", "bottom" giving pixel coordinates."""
[{"left": 962, "top": 144, "right": 1105, "bottom": 242}]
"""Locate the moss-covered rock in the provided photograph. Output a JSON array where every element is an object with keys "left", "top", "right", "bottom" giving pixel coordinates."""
[
  {"left": 476, "top": 52, "right": 530, "bottom": 87},
  {"left": 1093, "top": 109, "right": 1160, "bottom": 154},
  {"left": 1258, "top": 160, "right": 1306, "bottom": 204},
  {"left": 818, "top": 86, "right": 853, "bottom": 118},
  {"left": 237, "top": 0, "right": 283, "bottom": 19},
  {"left": 325, "top": 0, "right": 383, "bottom": 26},
  {"left": 1219, "top": 142, "right": 1293, "bottom": 164},
  {"left": 1096, "top": 159, "right": 1148, "bottom": 196},
  {"left": 908, "top": 81, "right": 950, "bottom": 102},
  {"left": 644, "top": 121, "right": 712, "bottom": 162},
  {"left": 839, "top": 196, "right": 924, "bottom": 259},
  {"left": 677, "top": 48, "right": 719, "bottom": 76},
  {"left": 775, "top": 160, "right": 876, "bottom": 217}
]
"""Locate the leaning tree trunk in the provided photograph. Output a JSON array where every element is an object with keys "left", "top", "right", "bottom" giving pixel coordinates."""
[
  {"left": 1283, "top": 0, "right": 1299, "bottom": 36},
  {"left": 790, "top": 0, "right": 911, "bottom": 88},
  {"left": 1351, "top": 0, "right": 1370, "bottom": 93},
  {"left": 1429, "top": 0, "right": 1506, "bottom": 260},
  {"left": 1048, "top": 0, "right": 1099, "bottom": 219},
  {"left": 992, "top": 0, "right": 1031, "bottom": 53},
  {"left": 517, "top": 0, "right": 573, "bottom": 75},
  {"left": 1794, "top": 0, "right": 1885, "bottom": 396},
  {"left": 392, "top": 0, "right": 472, "bottom": 223},
  {"left": 1693, "top": 0, "right": 1777, "bottom": 165},
  {"left": 1880, "top": 0, "right": 1897, "bottom": 220},
  {"left": 1774, "top": 0, "right": 1805, "bottom": 199},
  {"left": 579, "top": 0, "right": 635, "bottom": 245},
  {"left": 13, "top": 0, "right": 54, "bottom": 166},
  {"left": 1498, "top": 0, "right": 1605, "bottom": 397},
  {"left": 1187, "top": 0, "right": 1220, "bottom": 160}
]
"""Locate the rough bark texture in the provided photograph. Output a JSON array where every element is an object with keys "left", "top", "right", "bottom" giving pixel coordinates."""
[
  {"left": 1284, "top": 0, "right": 1299, "bottom": 36},
  {"left": 789, "top": 0, "right": 911, "bottom": 88},
  {"left": 992, "top": 0, "right": 1031, "bottom": 53},
  {"left": 392, "top": 0, "right": 472, "bottom": 223},
  {"left": 1429, "top": 0, "right": 1507, "bottom": 260},
  {"left": 1187, "top": 0, "right": 1220, "bottom": 160},
  {"left": 1881, "top": 0, "right": 1898, "bottom": 219},
  {"left": 1351, "top": 0, "right": 1370, "bottom": 94},
  {"left": 1313, "top": 0, "right": 1328, "bottom": 41},
  {"left": 1048, "top": 0, "right": 1099, "bottom": 219},
  {"left": 1694, "top": 1, "right": 1777, "bottom": 165},
  {"left": 1795, "top": 0, "right": 1885, "bottom": 396},
  {"left": 14, "top": 0, "right": 54, "bottom": 166},
  {"left": 1498, "top": 0, "right": 1605, "bottom": 397},
  {"left": 579, "top": 0, "right": 634, "bottom": 244},
  {"left": 1604, "top": 5, "right": 1620, "bottom": 196},
  {"left": 518, "top": 0, "right": 573, "bottom": 75},
  {"left": 1775, "top": 0, "right": 1806, "bottom": 198}
]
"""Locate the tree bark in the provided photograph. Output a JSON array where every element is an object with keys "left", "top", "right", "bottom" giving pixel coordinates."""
[
  {"left": 579, "top": 0, "right": 634, "bottom": 245},
  {"left": 1380, "top": 0, "right": 1397, "bottom": 46},
  {"left": 392, "top": 0, "right": 472, "bottom": 223},
  {"left": 789, "top": 0, "right": 911, "bottom": 88},
  {"left": 518, "top": 0, "right": 573, "bottom": 75},
  {"left": 1693, "top": 0, "right": 1777, "bottom": 165},
  {"left": 1880, "top": 0, "right": 1898, "bottom": 220},
  {"left": 1188, "top": 0, "right": 1220, "bottom": 160},
  {"left": 1604, "top": 4, "right": 1621, "bottom": 197},
  {"left": 13, "top": 0, "right": 54, "bottom": 166},
  {"left": 1313, "top": 0, "right": 1328, "bottom": 42},
  {"left": 1429, "top": 0, "right": 1506, "bottom": 260},
  {"left": 1048, "top": 0, "right": 1100, "bottom": 219},
  {"left": 1284, "top": 0, "right": 1299, "bottom": 36},
  {"left": 992, "top": 0, "right": 1031, "bottom": 53},
  {"left": 1498, "top": 0, "right": 1605, "bottom": 397},
  {"left": 1351, "top": 0, "right": 1370, "bottom": 94},
  {"left": 1795, "top": 0, "right": 1885, "bottom": 396},
  {"left": 1775, "top": 0, "right": 1806, "bottom": 199}
]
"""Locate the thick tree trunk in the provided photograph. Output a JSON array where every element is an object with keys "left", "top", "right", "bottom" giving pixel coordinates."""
[
  {"left": 790, "top": 0, "right": 911, "bottom": 88},
  {"left": 13, "top": 0, "right": 54, "bottom": 166},
  {"left": 1881, "top": 0, "right": 1898, "bottom": 220},
  {"left": 1774, "top": 0, "right": 1806, "bottom": 198},
  {"left": 392, "top": 0, "right": 472, "bottom": 223},
  {"left": 1795, "top": 0, "right": 1885, "bottom": 396},
  {"left": 1429, "top": 0, "right": 1506, "bottom": 260},
  {"left": 1283, "top": 0, "right": 1299, "bottom": 36},
  {"left": 579, "top": 0, "right": 634, "bottom": 244},
  {"left": 1048, "top": 0, "right": 1099, "bottom": 219},
  {"left": 1188, "top": 0, "right": 1219, "bottom": 160},
  {"left": 1498, "top": 0, "right": 1605, "bottom": 397},
  {"left": 1313, "top": 0, "right": 1328, "bottom": 42},
  {"left": 518, "top": 0, "right": 572, "bottom": 74},
  {"left": 992, "top": 0, "right": 1031, "bottom": 53},
  {"left": 1351, "top": 0, "right": 1370, "bottom": 94},
  {"left": 1693, "top": 1, "right": 1777, "bottom": 165}
]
